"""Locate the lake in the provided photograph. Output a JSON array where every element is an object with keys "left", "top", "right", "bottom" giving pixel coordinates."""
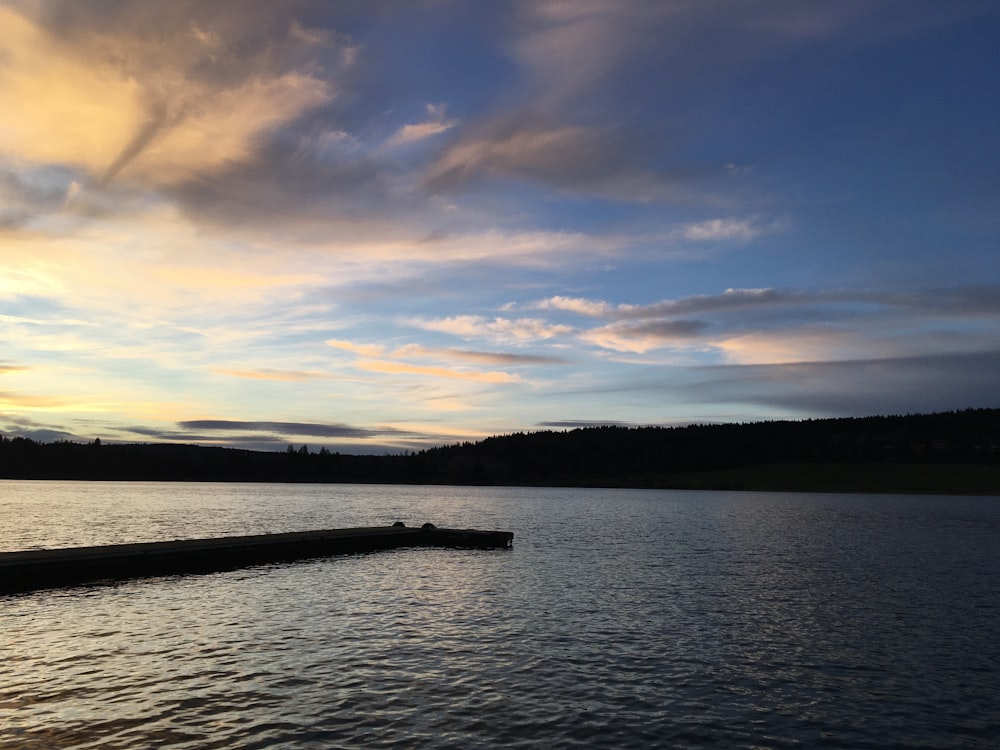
[{"left": 1, "top": 481, "right": 998, "bottom": 748}]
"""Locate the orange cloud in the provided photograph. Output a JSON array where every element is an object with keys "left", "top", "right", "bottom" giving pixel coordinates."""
[
  {"left": 326, "top": 339, "right": 386, "bottom": 357},
  {"left": 0, "top": 7, "right": 332, "bottom": 186},
  {"left": 0, "top": 391, "right": 67, "bottom": 408},
  {"left": 0, "top": 389, "right": 118, "bottom": 411},
  {"left": 0, "top": 8, "right": 142, "bottom": 173}
]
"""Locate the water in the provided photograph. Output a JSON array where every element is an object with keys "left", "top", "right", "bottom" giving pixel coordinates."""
[{"left": 2, "top": 481, "right": 998, "bottom": 749}]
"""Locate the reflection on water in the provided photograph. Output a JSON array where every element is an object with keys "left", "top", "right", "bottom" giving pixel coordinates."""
[{"left": 1, "top": 482, "right": 998, "bottom": 748}]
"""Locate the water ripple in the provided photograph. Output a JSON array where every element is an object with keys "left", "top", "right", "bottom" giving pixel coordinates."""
[{"left": 2, "top": 484, "right": 999, "bottom": 748}]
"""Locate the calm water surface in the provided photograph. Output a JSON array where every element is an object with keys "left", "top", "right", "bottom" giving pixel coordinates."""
[{"left": 1, "top": 481, "right": 998, "bottom": 748}]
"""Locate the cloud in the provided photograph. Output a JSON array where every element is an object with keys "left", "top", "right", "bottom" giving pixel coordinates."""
[
  {"left": 580, "top": 320, "right": 711, "bottom": 354},
  {"left": 424, "top": 123, "right": 610, "bottom": 190},
  {"left": 0, "top": 4, "right": 338, "bottom": 189},
  {"left": 533, "top": 284, "right": 1000, "bottom": 358},
  {"left": 514, "top": 0, "right": 636, "bottom": 99},
  {"left": 534, "top": 287, "right": 785, "bottom": 321},
  {"left": 326, "top": 339, "right": 387, "bottom": 358},
  {"left": 164, "top": 125, "right": 393, "bottom": 231},
  {"left": 3, "top": 1, "right": 996, "bottom": 448},
  {"left": 121, "top": 425, "right": 261, "bottom": 443},
  {"left": 1, "top": 222, "right": 608, "bottom": 349},
  {"left": 392, "top": 344, "right": 568, "bottom": 366},
  {"left": 386, "top": 104, "right": 458, "bottom": 147},
  {"left": 1, "top": 1, "right": 812, "bottom": 241},
  {"left": 4, "top": 0, "right": 983, "bottom": 239},
  {"left": 211, "top": 368, "right": 331, "bottom": 381},
  {"left": 534, "top": 296, "right": 614, "bottom": 318},
  {"left": 0, "top": 390, "right": 72, "bottom": 409},
  {"left": 420, "top": 0, "right": 987, "bottom": 207},
  {"left": 713, "top": 332, "right": 852, "bottom": 366},
  {"left": 355, "top": 359, "right": 520, "bottom": 384},
  {"left": 421, "top": 118, "right": 693, "bottom": 203},
  {"left": 117, "top": 424, "right": 409, "bottom": 453},
  {"left": 0, "top": 421, "right": 78, "bottom": 443},
  {"left": 327, "top": 337, "right": 561, "bottom": 384},
  {"left": 515, "top": 0, "right": 979, "bottom": 91},
  {"left": 406, "top": 315, "right": 573, "bottom": 343},
  {"left": 688, "top": 350, "right": 1000, "bottom": 417},
  {"left": 105, "top": 73, "right": 331, "bottom": 186},
  {"left": 391, "top": 120, "right": 457, "bottom": 145},
  {"left": 153, "top": 263, "right": 320, "bottom": 292},
  {"left": 874, "top": 285, "right": 1000, "bottom": 318},
  {"left": 680, "top": 218, "right": 769, "bottom": 242},
  {"left": 178, "top": 419, "right": 402, "bottom": 439},
  {"left": 0, "top": 166, "right": 78, "bottom": 229}
]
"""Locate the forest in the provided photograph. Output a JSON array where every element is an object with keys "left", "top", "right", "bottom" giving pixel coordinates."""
[{"left": 1, "top": 409, "right": 998, "bottom": 494}]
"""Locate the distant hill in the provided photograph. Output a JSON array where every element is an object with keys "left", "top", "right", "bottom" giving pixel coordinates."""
[{"left": 2, "top": 409, "right": 998, "bottom": 494}]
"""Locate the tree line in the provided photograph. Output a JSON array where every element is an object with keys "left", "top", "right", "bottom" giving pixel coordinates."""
[{"left": 1, "top": 409, "right": 997, "bottom": 488}]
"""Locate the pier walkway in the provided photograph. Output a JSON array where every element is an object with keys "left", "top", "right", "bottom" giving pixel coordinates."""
[{"left": 0, "top": 524, "right": 513, "bottom": 595}]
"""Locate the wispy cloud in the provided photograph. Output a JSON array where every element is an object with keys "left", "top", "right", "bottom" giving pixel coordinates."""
[
  {"left": 326, "top": 339, "right": 387, "bottom": 358},
  {"left": 326, "top": 336, "right": 562, "bottom": 385},
  {"left": 178, "top": 419, "right": 402, "bottom": 439},
  {"left": 406, "top": 315, "right": 572, "bottom": 343},
  {"left": 424, "top": 124, "right": 607, "bottom": 190},
  {"left": 679, "top": 218, "right": 771, "bottom": 242},
  {"left": 580, "top": 320, "right": 711, "bottom": 354},
  {"left": 355, "top": 359, "right": 520, "bottom": 384},
  {"left": 392, "top": 344, "right": 568, "bottom": 366},
  {"left": 391, "top": 120, "right": 457, "bottom": 145},
  {"left": 211, "top": 368, "right": 331, "bottom": 382},
  {"left": 0, "top": 391, "right": 71, "bottom": 409},
  {"left": 534, "top": 287, "right": 784, "bottom": 320},
  {"left": 386, "top": 104, "right": 458, "bottom": 147}
]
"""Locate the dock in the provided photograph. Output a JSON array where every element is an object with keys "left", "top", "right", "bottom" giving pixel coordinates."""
[{"left": 0, "top": 524, "right": 513, "bottom": 595}]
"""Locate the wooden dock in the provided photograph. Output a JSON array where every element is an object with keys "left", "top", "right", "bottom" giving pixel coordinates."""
[{"left": 0, "top": 524, "right": 513, "bottom": 595}]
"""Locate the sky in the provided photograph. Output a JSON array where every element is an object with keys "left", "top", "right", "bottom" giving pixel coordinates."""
[{"left": 1, "top": 0, "right": 999, "bottom": 454}]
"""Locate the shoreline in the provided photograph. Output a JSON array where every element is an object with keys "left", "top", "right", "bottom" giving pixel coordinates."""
[{"left": 2, "top": 461, "right": 998, "bottom": 496}]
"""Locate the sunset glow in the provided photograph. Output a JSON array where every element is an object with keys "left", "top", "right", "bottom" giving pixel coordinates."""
[{"left": 2, "top": 1, "right": 998, "bottom": 452}]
